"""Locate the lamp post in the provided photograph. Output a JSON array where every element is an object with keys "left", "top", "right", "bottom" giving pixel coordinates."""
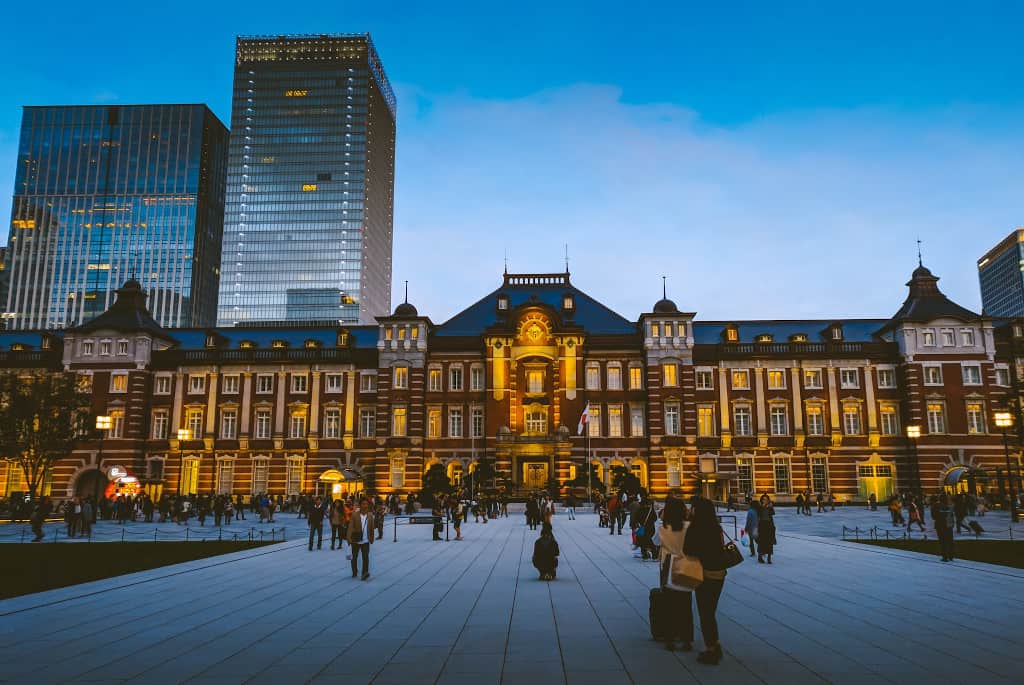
[
  {"left": 176, "top": 428, "right": 192, "bottom": 496},
  {"left": 905, "top": 424, "right": 921, "bottom": 498},
  {"left": 94, "top": 415, "right": 111, "bottom": 522},
  {"left": 994, "top": 411, "right": 1018, "bottom": 524}
]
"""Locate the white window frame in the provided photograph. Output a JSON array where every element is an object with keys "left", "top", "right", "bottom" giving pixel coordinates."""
[
  {"left": 99, "top": 340, "right": 112, "bottom": 356},
  {"left": 427, "top": 409, "right": 441, "bottom": 438},
  {"left": 289, "top": 411, "right": 307, "bottom": 439},
  {"left": 220, "top": 409, "right": 238, "bottom": 439},
  {"left": 360, "top": 408, "right": 376, "bottom": 437},
  {"left": 961, "top": 328, "right": 976, "bottom": 347},
  {"left": 256, "top": 373, "right": 274, "bottom": 394},
  {"left": 428, "top": 368, "right": 442, "bottom": 392},
  {"left": 695, "top": 369, "right": 714, "bottom": 390},
  {"left": 923, "top": 365, "right": 943, "bottom": 386},
  {"left": 607, "top": 404, "right": 623, "bottom": 437},
  {"left": 736, "top": 457, "right": 753, "bottom": 495},
  {"left": 254, "top": 410, "right": 271, "bottom": 439},
  {"left": 769, "top": 405, "right": 788, "bottom": 436},
  {"left": 731, "top": 369, "right": 750, "bottom": 390},
  {"left": 116, "top": 340, "right": 129, "bottom": 356},
  {"left": 110, "top": 372, "right": 129, "bottom": 394},
  {"left": 697, "top": 404, "right": 716, "bottom": 437},
  {"left": 393, "top": 366, "right": 409, "bottom": 390},
  {"left": 876, "top": 368, "right": 896, "bottom": 389},
  {"left": 285, "top": 458, "right": 304, "bottom": 497},
  {"left": 151, "top": 410, "right": 169, "bottom": 440},
  {"left": 392, "top": 406, "right": 407, "bottom": 437},
  {"left": 390, "top": 456, "right": 406, "bottom": 489},
  {"left": 941, "top": 329, "right": 955, "bottom": 347},
  {"left": 879, "top": 405, "right": 899, "bottom": 436},
  {"left": 806, "top": 405, "right": 825, "bottom": 436},
  {"left": 666, "top": 456, "right": 682, "bottom": 487},
  {"left": 586, "top": 363, "right": 602, "bottom": 390},
  {"left": 448, "top": 366, "right": 463, "bottom": 391},
  {"left": 589, "top": 405, "right": 603, "bottom": 437},
  {"left": 662, "top": 362, "right": 678, "bottom": 388},
  {"left": 733, "top": 405, "right": 752, "bottom": 436},
  {"left": 252, "top": 457, "right": 270, "bottom": 494},
  {"left": 843, "top": 405, "right": 862, "bottom": 435},
  {"left": 961, "top": 364, "right": 982, "bottom": 386},
  {"left": 606, "top": 364, "right": 623, "bottom": 391},
  {"left": 773, "top": 457, "right": 792, "bottom": 495},
  {"left": 629, "top": 365, "right": 644, "bottom": 390},
  {"left": 222, "top": 374, "right": 240, "bottom": 395},
  {"left": 188, "top": 374, "right": 206, "bottom": 394},
  {"left": 323, "top": 408, "right": 341, "bottom": 438},
  {"left": 359, "top": 372, "right": 377, "bottom": 393},
  {"left": 663, "top": 404, "right": 679, "bottom": 436},
  {"left": 803, "top": 369, "right": 823, "bottom": 389},
  {"left": 81, "top": 340, "right": 95, "bottom": 356},
  {"left": 995, "top": 365, "right": 1010, "bottom": 387},
  {"left": 448, "top": 407, "right": 463, "bottom": 438},
  {"left": 811, "top": 457, "right": 829, "bottom": 494},
  {"left": 216, "top": 458, "right": 235, "bottom": 495},
  {"left": 291, "top": 374, "right": 308, "bottom": 393},
  {"left": 839, "top": 368, "right": 859, "bottom": 389},
  {"left": 630, "top": 406, "right": 644, "bottom": 437},
  {"left": 767, "top": 369, "right": 786, "bottom": 390},
  {"left": 921, "top": 328, "right": 936, "bottom": 346},
  {"left": 186, "top": 409, "right": 204, "bottom": 437},
  {"left": 470, "top": 365, "right": 485, "bottom": 392},
  {"left": 471, "top": 407, "right": 484, "bottom": 438},
  {"left": 926, "top": 402, "right": 946, "bottom": 434},
  {"left": 966, "top": 402, "right": 985, "bottom": 435},
  {"left": 325, "top": 373, "right": 344, "bottom": 393}
]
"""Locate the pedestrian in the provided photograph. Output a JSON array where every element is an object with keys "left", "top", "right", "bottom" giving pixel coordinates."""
[
  {"left": 636, "top": 497, "right": 658, "bottom": 561},
  {"left": 375, "top": 497, "right": 386, "bottom": 540},
  {"left": 330, "top": 499, "right": 346, "bottom": 550},
  {"left": 307, "top": 496, "right": 325, "bottom": 551},
  {"left": 452, "top": 497, "right": 463, "bottom": 541},
  {"left": 816, "top": 492, "right": 824, "bottom": 513},
  {"left": 432, "top": 501, "right": 444, "bottom": 541},
  {"left": 828, "top": 492, "right": 835, "bottom": 511},
  {"left": 756, "top": 494, "right": 776, "bottom": 564},
  {"left": 347, "top": 498, "right": 374, "bottom": 580},
  {"left": 795, "top": 493, "right": 804, "bottom": 516},
  {"left": 743, "top": 502, "right": 759, "bottom": 558},
  {"left": 906, "top": 500, "right": 925, "bottom": 532},
  {"left": 565, "top": 494, "right": 576, "bottom": 520},
  {"left": 953, "top": 494, "right": 968, "bottom": 535},
  {"left": 30, "top": 496, "right": 51, "bottom": 542},
  {"left": 525, "top": 497, "right": 539, "bottom": 531},
  {"left": 934, "top": 494, "right": 956, "bottom": 562},
  {"left": 683, "top": 497, "right": 729, "bottom": 665},
  {"left": 657, "top": 497, "right": 694, "bottom": 652},
  {"left": 80, "top": 498, "right": 93, "bottom": 538},
  {"left": 868, "top": 492, "right": 877, "bottom": 511},
  {"left": 532, "top": 522, "right": 559, "bottom": 580},
  {"left": 223, "top": 497, "right": 233, "bottom": 525}
]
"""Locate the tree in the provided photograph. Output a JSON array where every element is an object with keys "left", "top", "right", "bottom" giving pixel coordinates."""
[
  {"left": 566, "top": 462, "right": 605, "bottom": 496},
  {"left": 0, "top": 372, "right": 92, "bottom": 499},
  {"left": 421, "top": 463, "right": 452, "bottom": 506},
  {"left": 611, "top": 465, "right": 641, "bottom": 495},
  {"left": 472, "top": 456, "right": 497, "bottom": 494}
]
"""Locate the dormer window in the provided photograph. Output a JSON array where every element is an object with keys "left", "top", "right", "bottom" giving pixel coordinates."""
[
  {"left": 10, "top": 343, "right": 28, "bottom": 351},
  {"left": 271, "top": 340, "right": 287, "bottom": 349},
  {"left": 81, "top": 340, "right": 94, "bottom": 356},
  {"left": 921, "top": 329, "right": 935, "bottom": 346},
  {"left": 725, "top": 327, "right": 739, "bottom": 343},
  {"left": 304, "top": 339, "right": 320, "bottom": 349},
  {"left": 562, "top": 294, "right": 574, "bottom": 311},
  {"left": 830, "top": 325, "right": 843, "bottom": 341},
  {"left": 497, "top": 295, "right": 509, "bottom": 311},
  {"left": 790, "top": 333, "right": 808, "bottom": 343},
  {"left": 384, "top": 327, "right": 393, "bottom": 341},
  {"left": 1014, "top": 325, "right": 1024, "bottom": 339},
  {"left": 941, "top": 329, "right": 955, "bottom": 346},
  {"left": 99, "top": 340, "right": 111, "bottom": 356},
  {"left": 205, "top": 335, "right": 217, "bottom": 348},
  {"left": 239, "top": 340, "right": 255, "bottom": 349},
  {"left": 756, "top": 334, "right": 774, "bottom": 343},
  {"left": 336, "top": 331, "right": 349, "bottom": 347}
]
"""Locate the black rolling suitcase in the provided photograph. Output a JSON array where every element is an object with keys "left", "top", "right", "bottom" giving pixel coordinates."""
[{"left": 649, "top": 587, "right": 669, "bottom": 640}]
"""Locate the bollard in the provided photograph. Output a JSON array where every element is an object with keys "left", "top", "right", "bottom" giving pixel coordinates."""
[
  {"left": 53, "top": 527, "right": 59, "bottom": 543},
  {"left": 154, "top": 530, "right": 158, "bottom": 542},
  {"left": 446, "top": 515, "right": 450, "bottom": 542},
  {"left": 394, "top": 516, "right": 398, "bottom": 543},
  {"left": 121, "top": 527, "right": 126, "bottom": 542},
  {"left": 186, "top": 527, "right": 190, "bottom": 542},
  {"left": 21, "top": 529, "right": 26, "bottom": 544},
  {"left": 271, "top": 529, "right": 276, "bottom": 542},
  {"left": 218, "top": 527, "right": 222, "bottom": 542},
  {"left": 282, "top": 527, "right": 286, "bottom": 542}
]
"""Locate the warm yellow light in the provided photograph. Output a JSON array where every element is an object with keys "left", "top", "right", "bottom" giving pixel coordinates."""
[
  {"left": 285, "top": 89, "right": 308, "bottom": 97},
  {"left": 95, "top": 415, "right": 112, "bottom": 430},
  {"left": 994, "top": 411, "right": 1013, "bottom": 428},
  {"left": 177, "top": 428, "right": 193, "bottom": 441},
  {"left": 302, "top": 184, "right": 317, "bottom": 192},
  {"left": 905, "top": 425, "right": 921, "bottom": 439}
]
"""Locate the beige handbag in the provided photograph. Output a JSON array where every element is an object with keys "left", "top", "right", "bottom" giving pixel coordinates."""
[{"left": 662, "top": 553, "right": 703, "bottom": 590}]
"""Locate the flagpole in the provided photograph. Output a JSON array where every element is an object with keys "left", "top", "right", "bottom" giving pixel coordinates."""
[{"left": 587, "top": 426, "right": 591, "bottom": 506}]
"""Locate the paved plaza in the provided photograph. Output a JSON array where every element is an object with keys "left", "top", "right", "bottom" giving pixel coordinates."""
[{"left": 1, "top": 512, "right": 1023, "bottom": 685}]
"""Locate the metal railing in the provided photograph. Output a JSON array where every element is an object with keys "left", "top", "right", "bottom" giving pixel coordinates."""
[
  {"left": 391, "top": 514, "right": 446, "bottom": 542},
  {"left": 0, "top": 524, "right": 288, "bottom": 544}
]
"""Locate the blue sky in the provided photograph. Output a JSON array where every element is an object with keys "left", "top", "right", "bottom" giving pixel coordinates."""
[{"left": 2, "top": 1, "right": 1022, "bottom": 322}]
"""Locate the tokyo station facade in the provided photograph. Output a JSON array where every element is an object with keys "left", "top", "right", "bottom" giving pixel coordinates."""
[{"left": 2, "top": 265, "right": 1023, "bottom": 504}]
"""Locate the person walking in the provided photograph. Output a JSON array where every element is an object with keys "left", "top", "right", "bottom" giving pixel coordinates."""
[
  {"left": 80, "top": 498, "right": 93, "bottom": 538},
  {"left": 525, "top": 497, "right": 540, "bottom": 531},
  {"left": 330, "top": 499, "right": 346, "bottom": 550},
  {"left": 934, "top": 494, "right": 956, "bottom": 562},
  {"left": 307, "top": 496, "right": 326, "bottom": 551},
  {"left": 683, "top": 497, "right": 729, "bottom": 665},
  {"left": 637, "top": 497, "right": 658, "bottom": 561},
  {"left": 658, "top": 497, "right": 695, "bottom": 652},
  {"left": 756, "top": 495, "right": 776, "bottom": 564},
  {"left": 452, "top": 497, "right": 463, "bottom": 541},
  {"left": 564, "top": 494, "right": 576, "bottom": 520},
  {"left": 743, "top": 502, "right": 759, "bottom": 558},
  {"left": 532, "top": 522, "right": 560, "bottom": 580},
  {"left": 906, "top": 499, "right": 925, "bottom": 532},
  {"left": 348, "top": 498, "right": 374, "bottom": 579},
  {"left": 30, "top": 496, "right": 51, "bottom": 542},
  {"left": 431, "top": 501, "right": 444, "bottom": 541}
]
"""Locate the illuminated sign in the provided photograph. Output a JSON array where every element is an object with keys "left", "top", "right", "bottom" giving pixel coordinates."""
[
  {"left": 302, "top": 184, "right": 317, "bottom": 192},
  {"left": 108, "top": 466, "right": 127, "bottom": 479},
  {"left": 285, "top": 89, "right": 308, "bottom": 97}
]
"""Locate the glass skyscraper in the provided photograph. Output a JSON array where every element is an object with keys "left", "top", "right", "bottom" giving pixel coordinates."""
[
  {"left": 3, "top": 105, "right": 228, "bottom": 329},
  {"left": 217, "top": 34, "right": 397, "bottom": 326},
  {"left": 978, "top": 227, "right": 1024, "bottom": 317}
]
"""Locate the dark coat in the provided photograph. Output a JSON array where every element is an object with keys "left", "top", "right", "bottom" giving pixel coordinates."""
[
  {"left": 532, "top": 535, "right": 559, "bottom": 572},
  {"left": 757, "top": 506, "right": 777, "bottom": 555}
]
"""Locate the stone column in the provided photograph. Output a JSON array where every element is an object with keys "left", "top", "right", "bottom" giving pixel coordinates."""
[
  {"left": 864, "top": 365, "right": 879, "bottom": 447},
  {"left": 344, "top": 370, "right": 357, "bottom": 449},
  {"left": 827, "top": 366, "right": 842, "bottom": 447}
]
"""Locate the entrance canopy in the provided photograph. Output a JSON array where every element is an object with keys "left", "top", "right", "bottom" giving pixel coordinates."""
[
  {"left": 320, "top": 468, "right": 362, "bottom": 483},
  {"left": 944, "top": 466, "right": 987, "bottom": 486}
]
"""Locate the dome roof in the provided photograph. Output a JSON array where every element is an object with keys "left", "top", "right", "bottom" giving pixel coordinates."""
[
  {"left": 653, "top": 298, "right": 679, "bottom": 314},
  {"left": 392, "top": 302, "right": 418, "bottom": 318}
]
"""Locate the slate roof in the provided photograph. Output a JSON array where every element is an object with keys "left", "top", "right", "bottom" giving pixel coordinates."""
[
  {"left": 169, "top": 325, "right": 379, "bottom": 350},
  {"left": 692, "top": 320, "right": 886, "bottom": 344},
  {"left": 75, "top": 280, "right": 175, "bottom": 341},
  {"left": 434, "top": 274, "right": 636, "bottom": 336},
  {"left": 877, "top": 264, "right": 980, "bottom": 333}
]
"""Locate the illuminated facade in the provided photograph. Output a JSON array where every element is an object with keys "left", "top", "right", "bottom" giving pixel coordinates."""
[
  {"left": 2, "top": 267, "right": 1022, "bottom": 503},
  {"left": 3, "top": 105, "right": 228, "bottom": 329},
  {"left": 978, "top": 227, "right": 1024, "bottom": 317},
  {"left": 217, "top": 34, "right": 397, "bottom": 327}
]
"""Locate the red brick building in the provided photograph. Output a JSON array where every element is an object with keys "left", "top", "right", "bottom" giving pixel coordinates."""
[{"left": 1, "top": 265, "right": 1022, "bottom": 503}]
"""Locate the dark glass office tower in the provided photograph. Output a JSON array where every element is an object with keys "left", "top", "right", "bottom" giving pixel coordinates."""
[
  {"left": 978, "top": 228, "right": 1024, "bottom": 316},
  {"left": 217, "top": 34, "right": 397, "bottom": 326},
  {"left": 3, "top": 105, "right": 228, "bottom": 329}
]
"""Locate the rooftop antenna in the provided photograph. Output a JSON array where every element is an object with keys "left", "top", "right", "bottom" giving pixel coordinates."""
[
  {"left": 504, "top": 249, "right": 508, "bottom": 275},
  {"left": 916, "top": 237, "right": 923, "bottom": 267},
  {"left": 403, "top": 280, "right": 408, "bottom": 304},
  {"left": 564, "top": 244, "right": 569, "bottom": 274},
  {"left": 662, "top": 275, "right": 667, "bottom": 299}
]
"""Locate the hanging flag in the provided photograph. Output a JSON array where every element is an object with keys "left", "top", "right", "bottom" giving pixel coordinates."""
[{"left": 577, "top": 402, "right": 590, "bottom": 435}]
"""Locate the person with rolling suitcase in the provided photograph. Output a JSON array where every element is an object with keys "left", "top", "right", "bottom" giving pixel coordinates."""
[{"left": 652, "top": 497, "right": 694, "bottom": 652}]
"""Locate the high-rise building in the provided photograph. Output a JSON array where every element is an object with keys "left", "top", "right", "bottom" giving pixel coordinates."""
[
  {"left": 978, "top": 227, "right": 1024, "bottom": 317},
  {"left": 3, "top": 105, "right": 228, "bottom": 329},
  {"left": 217, "top": 34, "right": 397, "bottom": 326}
]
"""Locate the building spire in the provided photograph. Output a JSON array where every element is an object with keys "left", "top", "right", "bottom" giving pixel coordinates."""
[
  {"left": 504, "top": 249, "right": 508, "bottom": 275},
  {"left": 403, "top": 280, "right": 408, "bottom": 304},
  {"left": 564, "top": 244, "right": 569, "bottom": 274},
  {"left": 662, "top": 275, "right": 667, "bottom": 299},
  {"left": 917, "top": 237, "right": 923, "bottom": 267}
]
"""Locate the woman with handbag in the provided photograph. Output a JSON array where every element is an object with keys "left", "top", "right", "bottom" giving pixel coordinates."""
[
  {"left": 757, "top": 494, "right": 777, "bottom": 564},
  {"left": 657, "top": 497, "right": 694, "bottom": 652},
  {"left": 683, "top": 497, "right": 729, "bottom": 665}
]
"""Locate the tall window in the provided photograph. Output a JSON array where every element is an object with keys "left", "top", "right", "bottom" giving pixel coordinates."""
[
  {"left": 390, "top": 456, "right": 406, "bottom": 489},
  {"left": 773, "top": 458, "right": 791, "bottom": 494},
  {"left": 667, "top": 456, "right": 682, "bottom": 487},
  {"left": 525, "top": 408, "right": 546, "bottom": 434},
  {"left": 767, "top": 370, "right": 786, "bottom": 389},
  {"left": 733, "top": 405, "right": 752, "bottom": 436},
  {"left": 695, "top": 370, "right": 713, "bottom": 390},
  {"left": 470, "top": 366, "right": 485, "bottom": 391},
  {"left": 697, "top": 405, "right": 715, "bottom": 437},
  {"left": 736, "top": 457, "right": 753, "bottom": 495},
  {"left": 221, "top": 410, "right": 238, "bottom": 439},
  {"left": 99, "top": 340, "right": 111, "bottom": 356},
  {"left": 629, "top": 365, "right": 644, "bottom": 390},
  {"left": 806, "top": 406, "right": 825, "bottom": 436},
  {"left": 843, "top": 405, "right": 862, "bottom": 435},
  {"left": 962, "top": 365, "right": 982, "bottom": 385},
  {"left": 923, "top": 366, "right": 942, "bottom": 385},
  {"left": 360, "top": 373, "right": 377, "bottom": 392},
  {"left": 804, "top": 369, "right": 823, "bottom": 389},
  {"left": 255, "top": 410, "right": 271, "bottom": 439},
  {"left": 879, "top": 405, "right": 899, "bottom": 435},
  {"left": 586, "top": 364, "right": 602, "bottom": 390},
  {"left": 392, "top": 407, "right": 407, "bottom": 437},
  {"left": 630, "top": 406, "right": 644, "bottom": 437},
  {"left": 589, "top": 405, "right": 603, "bottom": 437},
  {"left": 811, "top": 457, "right": 828, "bottom": 493},
  {"left": 117, "top": 340, "right": 129, "bottom": 355},
  {"left": 926, "top": 402, "right": 946, "bottom": 433},
  {"left": 393, "top": 366, "right": 409, "bottom": 390},
  {"left": 449, "top": 366, "right": 463, "bottom": 391},
  {"left": 326, "top": 373, "right": 343, "bottom": 393},
  {"left": 290, "top": 411, "right": 307, "bottom": 439},
  {"left": 769, "top": 406, "right": 788, "bottom": 435},
  {"left": 608, "top": 405, "right": 623, "bottom": 437},
  {"left": 110, "top": 373, "right": 128, "bottom": 393},
  {"left": 154, "top": 375, "right": 172, "bottom": 394},
  {"left": 941, "top": 329, "right": 955, "bottom": 346},
  {"left": 180, "top": 458, "right": 199, "bottom": 495},
  {"left": 285, "top": 459, "right": 304, "bottom": 496},
  {"left": 428, "top": 368, "right": 442, "bottom": 391},
  {"left": 961, "top": 329, "right": 976, "bottom": 346},
  {"left": 189, "top": 374, "right": 206, "bottom": 394},
  {"left": 222, "top": 375, "right": 240, "bottom": 394},
  {"left": 662, "top": 363, "right": 678, "bottom": 387},
  {"left": 965, "top": 402, "right": 984, "bottom": 434},
  {"left": 448, "top": 408, "right": 463, "bottom": 437},
  {"left": 428, "top": 409, "right": 441, "bottom": 438},
  {"left": 323, "top": 409, "right": 341, "bottom": 438},
  {"left": 876, "top": 369, "right": 896, "bottom": 388},
  {"left": 152, "top": 410, "right": 169, "bottom": 440},
  {"left": 995, "top": 367, "right": 1011, "bottom": 386},
  {"left": 840, "top": 369, "right": 859, "bottom": 389},
  {"left": 252, "top": 458, "right": 269, "bottom": 494},
  {"left": 360, "top": 408, "right": 376, "bottom": 437},
  {"left": 731, "top": 370, "right": 749, "bottom": 389},
  {"left": 471, "top": 407, "right": 484, "bottom": 438},
  {"left": 606, "top": 365, "right": 622, "bottom": 390},
  {"left": 664, "top": 404, "right": 680, "bottom": 436},
  {"left": 527, "top": 370, "right": 544, "bottom": 394},
  {"left": 216, "top": 459, "right": 235, "bottom": 495},
  {"left": 186, "top": 409, "right": 204, "bottom": 437},
  {"left": 256, "top": 374, "right": 273, "bottom": 393},
  {"left": 921, "top": 329, "right": 935, "bottom": 346}
]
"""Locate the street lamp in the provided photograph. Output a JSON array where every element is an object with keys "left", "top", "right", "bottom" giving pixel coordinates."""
[
  {"left": 94, "top": 415, "right": 111, "bottom": 522},
  {"left": 176, "top": 428, "right": 192, "bottom": 496},
  {"left": 906, "top": 424, "right": 921, "bottom": 497},
  {"left": 994, "top": 411, "right": 1018, "bottom": 524}
]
